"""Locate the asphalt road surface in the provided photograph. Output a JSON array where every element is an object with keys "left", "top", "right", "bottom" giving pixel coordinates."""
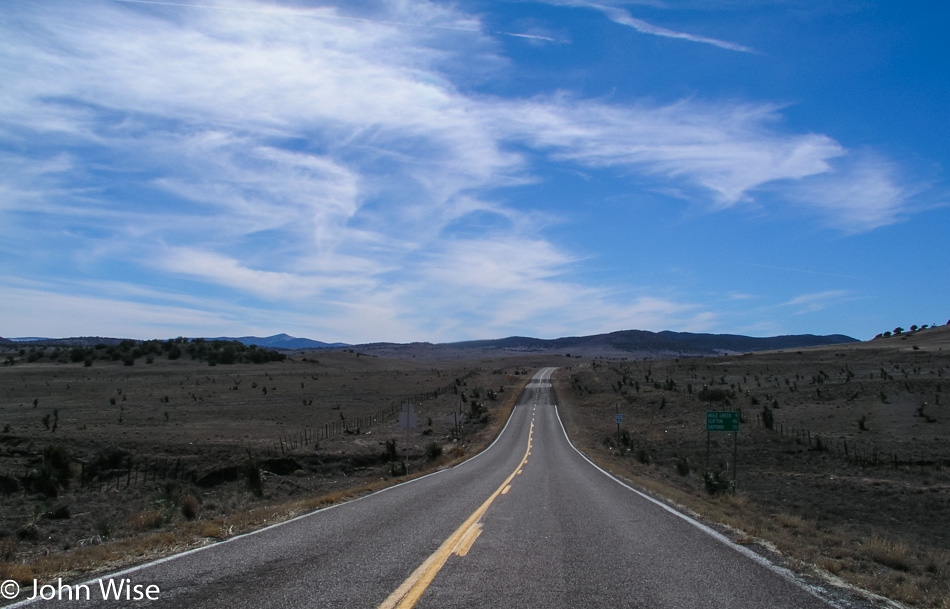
[{"left": 9, "top": 368, "right": 842, "bottom": 608}]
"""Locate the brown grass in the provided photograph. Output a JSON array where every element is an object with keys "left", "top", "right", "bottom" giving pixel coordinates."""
[
  {"left": 0, "top": 360, "right": 533, "bottom": 589},
  {"left": 860, "top": 535, "right": 915, "bottom": 572},
  {"left": 552, "top": 336, "right": 950, "bottom": 609}
]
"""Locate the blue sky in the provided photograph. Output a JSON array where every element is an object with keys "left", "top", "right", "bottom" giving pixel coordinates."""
[{"left": 1, "top": 0, "right": 947, "bottom": 343}]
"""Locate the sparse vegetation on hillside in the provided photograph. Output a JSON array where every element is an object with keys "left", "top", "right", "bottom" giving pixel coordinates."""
[
  {"left": 555, "top": 325, "right": 950, "bottom": 609},
  {"left": 1, "top": 337, "right": 286, "bottom": 368},
  {"left": 0, "top": 349, "right": 538, "bottom": 593},
  {"left": 873, "top": 320, "right": 947, "bottom": 340}
]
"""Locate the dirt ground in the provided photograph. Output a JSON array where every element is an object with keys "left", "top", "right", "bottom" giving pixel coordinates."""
[{"left": 553, "top": 325, "right": 950, "bottom": 608}]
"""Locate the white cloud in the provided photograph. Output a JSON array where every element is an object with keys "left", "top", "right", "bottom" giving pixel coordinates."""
[
  {"left": 0, "top": 285, "right": 246, "bottom": 340},
  {"left": 0, "top": 0, "right": 928, "bottom": 342},
  {"left": 541, "top": 0, "right": 756, "bottom": 52},
  {"left": 157, "top": 248, "right": 363, "bottom": 299},
  {"left": 594, "top": 4, "right": 757, "bottom": 53},
  {"left": 777, "top": 153, "right": 910, "bottom": 232},
  {"left": 499, "top": 97, "right": 845, "bottom": 206},
  {"left": 781, "top": 290, "right": 851, "bottom": 315}
]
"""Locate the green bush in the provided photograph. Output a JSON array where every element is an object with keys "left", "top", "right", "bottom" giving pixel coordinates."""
[
  {"left": 425, "top": 442, "right": 443, "bottom": 461},
  {"left": 703, "top": 469, "right": 732, "bottom": 495}
]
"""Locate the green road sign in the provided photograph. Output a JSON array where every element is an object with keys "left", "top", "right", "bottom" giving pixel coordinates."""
[{"left": 706, "top": 411, "right": 740, "bottom": 432}]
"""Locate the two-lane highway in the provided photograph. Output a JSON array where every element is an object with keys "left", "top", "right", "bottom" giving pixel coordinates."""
[
  {"left": 12, "top": 368, "right": 838, "bottom": 608},
  {"left": 410, "top": 368, "right": 835, "bottom": 608}
]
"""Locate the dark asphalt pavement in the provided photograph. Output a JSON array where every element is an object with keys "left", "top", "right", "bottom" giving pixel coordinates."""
[{"left": 9, "top": 368, "right": 841, "bottom": 609}]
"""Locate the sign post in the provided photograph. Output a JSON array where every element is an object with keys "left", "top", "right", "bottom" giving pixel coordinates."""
[
  {"left": 399, "top": 402, "right": 417, "bottom": 474},
  {"left": 615, "top": 403, "right": 623, "bottom": 448},
  {"left": 706, "top": 411, "right": 740, "bottom": 492}
]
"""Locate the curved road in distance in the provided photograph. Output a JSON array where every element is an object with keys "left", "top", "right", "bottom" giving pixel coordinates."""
[{"left": 12, "top": 368, "right": 838, "bottom": 609}]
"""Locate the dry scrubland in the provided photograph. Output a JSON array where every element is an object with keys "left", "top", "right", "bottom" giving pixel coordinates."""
[
  {"left": 2, "top": 327, "right": 949, "bottom": 609},
  {"left": 555, "top": 325, "right": 950, "bottom": 609},
  {"left": 0, "top": 347, "right": 543, "bottom": 590}
]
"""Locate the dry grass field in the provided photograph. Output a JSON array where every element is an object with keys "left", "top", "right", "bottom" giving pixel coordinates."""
[
  {"left": 2, "top": 326, "right": 948, "bottom": 608},
  {"left": 554, "top": 324, "right": 950, "bottom": 608},
  {"left": 0, "top": 346, "right": 550, "bottom": 588}
]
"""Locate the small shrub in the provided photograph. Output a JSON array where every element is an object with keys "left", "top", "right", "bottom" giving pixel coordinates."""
[
  {"left": 675, "top": 456, "right": 690, "bottom": 476},
  {"left": 199, "top": 522, "right": 223, "bottom": 539},
  {"left": 861, "top": 535, "right": 914, "bottom": 572},
  {"left": 0, "top": 536, "right": 17, "bottom": 561},
  {"left": 16, "top": 524, "right": 38, "bottom": 541},
  {"left": 180, "top": 495, "right": 199, "bottom": 520},
  {"left": 242, "top": 457, "right": 263, "bottom": 497},
  {"left": 425, "top": 442, "right": 443, "bottom": 461},
  {"left": 95, "top": 520, "right": 112, "bottom": 539},
  {"left": 27, "top": 444, "right": 72, "bottom": 496},
  {"left": 703, "top": 469, "right": 732, "bottom": 495},
  {"left": 42, "top": 504, "right": 71, "bottom": 520},
  {"left": 90, "top": 447, "right": 130, "bottom": 476},
  {"left": 384, "top": 439, "right": 398, "bottom": 462},
  {"left": 132, "top": 510, "right": 166, "bottom": 532},
  {"left": 636, "top": 448, "right": 651, "bottom": 464}
]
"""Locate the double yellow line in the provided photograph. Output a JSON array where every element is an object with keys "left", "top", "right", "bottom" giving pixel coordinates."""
[{"left": 377, "top": 420, "right": 534, "bottom": 609}]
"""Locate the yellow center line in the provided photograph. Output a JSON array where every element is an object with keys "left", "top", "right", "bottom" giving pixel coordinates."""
[
  {"left": 377, "top": 420, "right": 535, "bottom": 609},
  {"left": 452, "top": 523, "right": 483, "bottom": 557}
]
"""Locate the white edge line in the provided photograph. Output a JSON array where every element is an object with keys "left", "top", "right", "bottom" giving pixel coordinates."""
[
  {"left": 550, "top": 391, "right": 844, "bottom": 609},
  {"left": 4, "top": 370, "right": 548, "bottom": 608}
]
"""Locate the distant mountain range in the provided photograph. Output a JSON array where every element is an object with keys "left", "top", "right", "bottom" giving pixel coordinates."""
[
  {"left": 0, "top": 334, "right": 348, "bottom": 349},
  {"left": 1, "top": 330, "right": 858, "bottom": 357},
  {"left": 206, "top": 334, "right": 349, "bottom": 349},
  {"left": 453, "top": 330, "right": 857, "bottom": 354},
  {"left": 353, "top": 329, "right": 858, "bottom": 358}
]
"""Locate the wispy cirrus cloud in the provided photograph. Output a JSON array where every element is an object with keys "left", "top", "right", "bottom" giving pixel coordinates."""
[
  {"left": 775, "top": 152, "right": 912, "bottom": 233},
  {"left": 781, "top": 290, "right": 852, "bottom": 315},
  {"left": 594, "top": 4, "right": 758, "bottom": 53},
  {"left": 541, "top": 0, "right": 756, "bottom": 53},
  {"left": 0, "top": 0, "right": 928, "bottom": 342},
  {"left": 499, "top": 97, "right": 845, "bottom": 206}
]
